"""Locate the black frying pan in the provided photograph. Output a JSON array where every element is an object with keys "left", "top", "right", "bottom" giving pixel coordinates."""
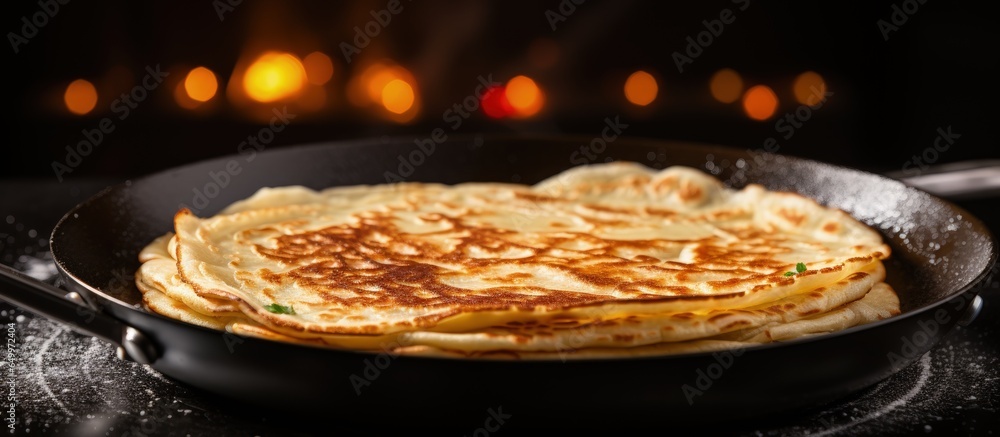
[{"left": 0, "top": 136, "right": 995, "bottom": 427}]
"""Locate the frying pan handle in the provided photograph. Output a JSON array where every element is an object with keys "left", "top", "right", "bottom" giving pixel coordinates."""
[
  {"left": 0, "top": 263, "right": 158, "bottom": 365},
  {"left": 886, "top": 160, "right": 1000, "bottom": 200}
]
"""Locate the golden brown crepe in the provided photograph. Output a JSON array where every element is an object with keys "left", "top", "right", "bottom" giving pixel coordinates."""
[{"left": 136, "top": 163, "right": 899, "bottom": 358}]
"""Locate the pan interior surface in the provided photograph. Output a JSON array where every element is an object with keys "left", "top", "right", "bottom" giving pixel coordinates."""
[{"left": 50, "top": 136, "right": 996, "bottom": 337}]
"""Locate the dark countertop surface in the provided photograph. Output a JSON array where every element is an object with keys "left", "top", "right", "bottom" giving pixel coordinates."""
[{"left": 1, "top": 178, "right": 997, "bottom": 436}]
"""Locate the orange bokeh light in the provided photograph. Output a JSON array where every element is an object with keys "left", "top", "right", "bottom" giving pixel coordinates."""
[
  {"left": 184, "top": 67, "right": 218, "bottom": 102},
  {"left": 624, "top": 70, "right": 658, "bottom": 106},
  {"left": 303, "top": 51, "right": 334, "bottom": 86},
  {"left": 742, "top": 85, "right": 779, "bottom": 121},
  {"left": 366, "top": 67, "right": 403, "bottom": 103},
  {"left": 793, "top": 71, "right": 827, "bottom": 105},
  {"left": 242, "top": 52, "right": 306, "bottom": 102},
  {"left": 64, "top": 79, "right": 98, "bottom": 115},
  {"left": 709, "top": 68, "right": 743, "bottom": 104},
  {"left": 348, "top": 61, "right": 419, "bottom": 120},
  {"left": 505, "top": 75, "right": 544, "bottom": 117},
  {"left": 381, "top": 79, "right": 415, "bottom": 114}
]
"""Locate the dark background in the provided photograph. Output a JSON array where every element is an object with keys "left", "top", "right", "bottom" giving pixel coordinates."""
[
  {"left": 2, "top": 2, "right": 999, "bottom": 435},
  {"left": 2, "top": 0, "right": 997, "bottom": 182}
]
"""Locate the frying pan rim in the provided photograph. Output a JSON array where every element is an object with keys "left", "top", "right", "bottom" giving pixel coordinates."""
[{"left": 47, "top": 134, "right": 998, "bottom": 362}]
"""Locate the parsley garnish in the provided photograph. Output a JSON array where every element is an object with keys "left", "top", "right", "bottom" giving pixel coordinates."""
[
  {"left": 264, "top": 303, "right": 295, "bottom": 315},
  {"left": 784, "top": 262, "right": 808, "bottom": 277}
]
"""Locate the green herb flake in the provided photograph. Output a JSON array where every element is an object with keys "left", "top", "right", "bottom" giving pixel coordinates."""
[
  {"left": 783, "top": 262, "right": 808, "bottom": 277},
  {"left": 264, "top": 303, "right": 295, "bottom": 315}
]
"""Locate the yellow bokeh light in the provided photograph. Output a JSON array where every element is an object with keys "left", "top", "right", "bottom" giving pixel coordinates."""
[
  {"left": 505, "top": 75, "right": 544, "bottom": 117},
  {"left": 242, "top": 52, "right": 306, "bottom": 102},
  {"left": 366, "top": 66, "right": 407, "bottom": 103},
  {"left": 709, "top": 68, "right": 743, "bottom": 104},
  {"left": 64, "top": 79, "right": 98, "bottom": 115},
  {"left": 184, "top": 67, "right": 218, "bottom": 102},
  {"left": 742, "top": 85, "right": 779, "bottom": 121},
  {"left": 303, "top": 51, "right": 334, "bottom": 86},
  {"left": 624, "top": 70, "right": 658, "bottom": 106},
  {"left": 381, "top": 79, "right": 415, "bottom": 114},
  {"left": 793, "top": 71, "right": 827, "bottom": 105}
]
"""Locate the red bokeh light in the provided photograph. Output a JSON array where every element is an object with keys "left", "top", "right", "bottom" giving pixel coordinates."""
[{"left": 481, "top": 85, "right": 513, "bottom": 119}]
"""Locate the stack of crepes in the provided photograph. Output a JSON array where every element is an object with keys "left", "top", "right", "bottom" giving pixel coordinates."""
[{"left": 136, "top": 163, "right": 900, "bottom": 359}]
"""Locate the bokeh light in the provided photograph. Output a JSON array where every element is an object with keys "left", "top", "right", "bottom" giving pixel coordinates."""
[
  {"left": 64, "top": 79, "right": 98, "bottom": 115},
  {"left": 505, "top": 75, "right": 544, "bottom": 117},
  {"left": 366, "top": 66, "right": 404, "bottom": 103},
  {"left": 481, "top": 85, "right": 513, "bottom": 118},
  {"left": 793, "top": 71, "right": 827, "bottom": 105},
  {"left": 709, "top": 68, "right": 743, "bottom": 104},
  {"left": 624, "top": 70, "right": 658, "bottom": 106},
  {"left": 381, "top": 79, "right": 415, "bottom": 114},
  {"left": 184, "top": 67, "right": 218, "bottom": 102},
  {"left": 742, "top": 85, "right": 779, "bottom": 121},
  {"left": 242, "top": 52, "right": 306, "bottom": 102},
  {"left": 303, "top": 51, "right": 334, "bottom": 86},
  {"left": 346, "top": 62, "right": 419, "bottom": 120}
]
